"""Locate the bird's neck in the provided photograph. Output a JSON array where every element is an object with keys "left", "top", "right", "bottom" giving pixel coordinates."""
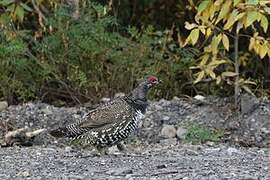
[
  {"left": 126, "top": 83, "right": 149, "bottom": 113},
  {"left": 130, "top": 83, "right": 148, "bottom": 101}
]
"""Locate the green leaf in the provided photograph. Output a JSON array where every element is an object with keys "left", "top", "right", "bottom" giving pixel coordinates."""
[
  {"left": 216, "top": 0, "right": 232, "bottom": 24},
  {"left": 224, "top": 10, "right": 241, "bottom": 30},
  {"left": 15, "top": 5, "right": 24, "bottom": 22},
  {"left": 233, "top": 0, "right": 242, "bottom": 6},
  {"left": 246, "top": 11, "right": 259, "bottom": 28},
  {"left": 197, "top": 0, "right": 210, "bottom": 13},
  {"left": 247, "top": 0, "right": 259, "bottom": 5},
  {"left": 265, "top": 7, "right": 270, "bottom": 15},
  {"left": 20, "top": 2, "right": 33, "bottom": 12},
  {"left": 0, "top": 0, "right": 14, "bottom": 6},
  {"left": 260, "top": 15, "right": 268, "bottom": 33},
  {"left": 190, "top": 28, "right": 200, "bottom": 45}
]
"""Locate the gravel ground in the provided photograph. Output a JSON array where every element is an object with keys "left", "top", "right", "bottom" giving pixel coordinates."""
[
  {"left": 0, "top": 95, "right": 269, "bottom": 179},
  {"left": 0, "top": 144, "right": 269, "bottom": 179}
]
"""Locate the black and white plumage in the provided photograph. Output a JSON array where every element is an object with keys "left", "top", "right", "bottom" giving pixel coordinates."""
[{"left": 50, "top": 76, "right": 160, "bottom": 148}]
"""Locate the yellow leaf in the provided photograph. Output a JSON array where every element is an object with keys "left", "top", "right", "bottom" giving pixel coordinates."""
[
  {"left": 242, "top": 85, "right": 255, "bottom": 96},
  {"left": 206, "top": 28, "right": 212, "bottom": 37},
  {"left": 189, "top": 28, "right": 200, "bottom": 45},
  {"left": 254, "top": 40, "right": 261, "bottom": 54},
  {"left": 190, "top": 66, "right": 201, "bottom": 70},
  {"left": 260, "top": 15, "right": 268, "bottom": 33},
  {"left": 194, "top": 71, "right": 205, "bottom": 84},
  {"left": 267, "top": 43, "right": 270, "bottom": 57},
  {"left": 209, "top": 59, "right": 227, "bottom": 66},
  {"left": 243, "top": 80, "right": 256, "bottom": 85},
  {"left": 259, "top": 42, "right": 268, "bottom": 59},
  {"left": 216, "top": 76, "right": 221, "bottom": 84},
  {"left": 245, "top": 11, "right": 259, "bottom": 28},
  {"left": 198, "top": 26, "right": 206, "bottom": 34},
  {"left": 216, "top": 0, "right": 232, "bottom": 24},
  {"left": 214, "top": 0, "right": 224, "bottom": 6},
  {"left": 199, "top": 54, "right": 210, "bottom": 66},
  {"left": 208, "top": 70, "right": 216, "bottom": 79},
  {"left": 224, "top": 10, "right": 241, "bottom": 30},
  {"left": 221, "top": 72, "right": 238, "bottom": 77},
  {"left": 211, "top": 34, "right": 222, "bottom": 55},
  {"left": 236, "top": 21, "right": 243, "bottom": 34},
  {"left": 222, "top": 34, "right": 229, "bottom": 51},
  {"left": 185, "top": 22, "right": 198, "bottom": 30},
  {"left": 249, "top": 37, "right": 255, "bottom": 51}
]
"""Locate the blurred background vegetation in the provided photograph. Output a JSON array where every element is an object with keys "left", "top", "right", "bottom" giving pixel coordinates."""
[{"left": 0, "top": 0, "right": 269, "bottom": 106}]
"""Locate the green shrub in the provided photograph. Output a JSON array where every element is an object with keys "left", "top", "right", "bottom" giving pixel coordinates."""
[
  {"left": 0, "top": 3, "right": 196, "bottom": 105},
  {"left": 184, "top": 124, "right": 224, "bottom": 144}
]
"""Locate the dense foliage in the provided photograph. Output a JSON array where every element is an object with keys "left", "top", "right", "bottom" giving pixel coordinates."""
[{"left": 0, "top": 0, "right": 269, "bottom": 105}]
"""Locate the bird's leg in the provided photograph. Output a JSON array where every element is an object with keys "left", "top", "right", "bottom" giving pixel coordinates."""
[
  {"left": 95, "top": 146, "right": 108, "bottom": 156},
  {"left": 116, "top": 142, "right": 127, "bottom": 152}
]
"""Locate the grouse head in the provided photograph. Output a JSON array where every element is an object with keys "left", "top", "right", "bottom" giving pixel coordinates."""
[
  {"left": 128, "top": 75, "right": 160, "bottom": 102},
  {"left": 145, "top": 75, "right": 160, "bottom": 88}
]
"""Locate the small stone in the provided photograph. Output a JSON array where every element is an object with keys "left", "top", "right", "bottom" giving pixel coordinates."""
[
  {"left": 227, "top": 147, "right": 240, "bottom": 156},
  {"left": 114, "top": 92, "right": 125, "bottom": 98},
  {"left": 194, "top": 95, "right": 206, "bottom": 101},
  {"left": 261, "top": 127, "right": 270, "bottom": 134},
  {"left": 162, "top": 116, "right": 170, "bottom": 121},
  {"left": 41, "top": 107, "right": 53, "bottom": 115},
  {"left": 243, "top": 175, "right": 258, "bottom": 180},
  {"left": 107, "top": 168, "right": 133, "bottom": 176},
  {"left": 17, "top": 171, "right": 30, "bottom": 177},
  {"left": 159, "top": 138, "right": 177, "bottom": 146},
  {"left": 206, "top": 141, "right": 215, "bottom": 146},
  {"left": 161, "top": 125, "right": 176, "bottom": 138},
  {"left": 156, "top": 164, "right": 167, "bottom": 169},
  {"left": 176, "top": 127, "right": 187, "bottom": 140},
  {"left": 0, "top": 101, "right": 8, "bottom": 112},
  {"left": 154, "top": 104, "right": 163, "bottom": 110},
  {"left": 101, "top": 97, "right": 110, "bottom": 103},
  {"left": 65, "top": 146, "right": 73, "bottom": 153},
  {"left": 68, "top": 175, "right": 84, "bottom": 180}
]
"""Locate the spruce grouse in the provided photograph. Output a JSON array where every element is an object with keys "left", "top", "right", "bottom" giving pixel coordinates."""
[{"left": 50, "top": 76, "right": 160, "bottom": 150}]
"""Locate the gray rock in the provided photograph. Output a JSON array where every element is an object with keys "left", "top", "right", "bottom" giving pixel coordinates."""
[
  {"left": 114, "top": 92, "right": 125, "bottom": 98},
  {"left": 241, "top": 94, "right": 259, "bottom": 115},
  {"left": 176, "top": 127, "right": 187, "bottom": 140},
  {"left": 0, "top": 101, "right": 8, "bottom": 112},
  {"left": 161, "top": 125, "right": 176, "bottom": 138}
]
